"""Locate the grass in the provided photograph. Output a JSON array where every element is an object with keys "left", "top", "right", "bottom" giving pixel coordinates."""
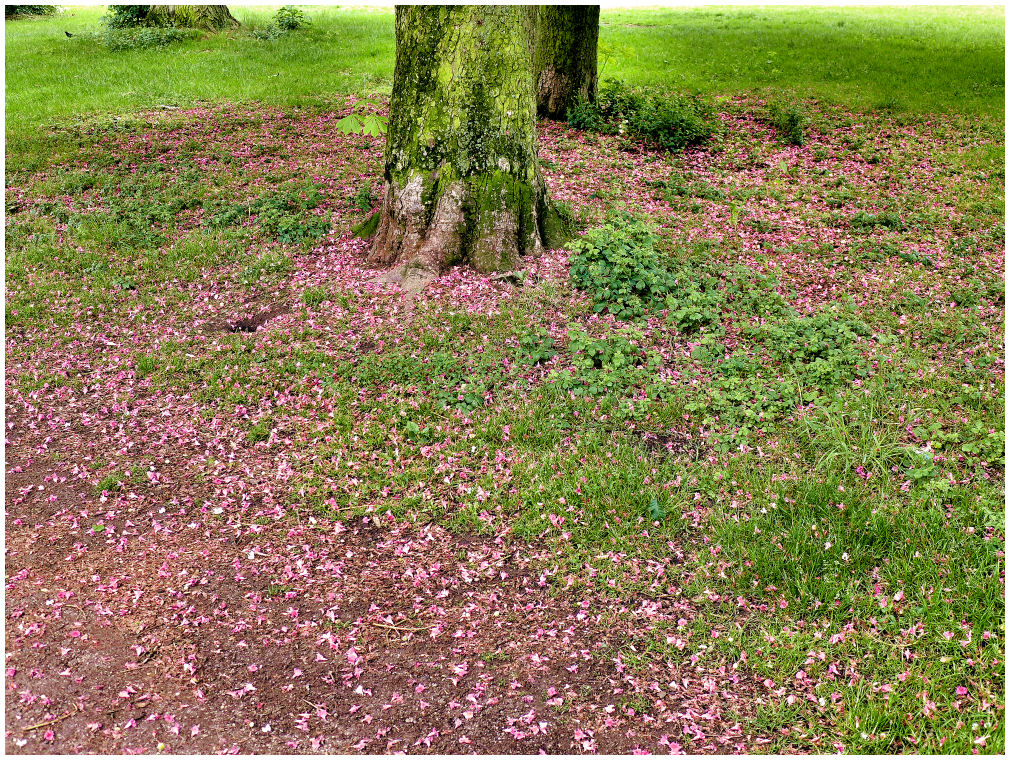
[
  {"left": 5, "top": 5, "right": 1004, "bottom": 170},
  {"left": 599, "top": 5, "right": 1004, "bottom": 117},
  {"left": 5, "top": 4, "right": 1005, "bottom": 755}
]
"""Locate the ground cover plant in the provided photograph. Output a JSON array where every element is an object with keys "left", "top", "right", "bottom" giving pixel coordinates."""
[{"left": 5, "top": 5, "right": 1004, "bottom": 756}]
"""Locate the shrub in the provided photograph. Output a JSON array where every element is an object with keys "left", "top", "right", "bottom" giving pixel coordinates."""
[
  {"left": 566, "top": 96, "right": 608, "bottom": 132},
  {"left": 6, "top": 5, "right": 58, "bottom": 18},
  {"left": 103, "top": 5, "right": 151, "bottom": 29},
  {"left": 554, "top": 327, "right": 665, "bottom": 399},
  {"left": 251, "top": 6, "right": 309, "bottom": 39},
  {"left": 767, "top": 103, "right": 807, "bottom": 146},
  {"left": 568, "top": 213, "right": 681, "bottom": 319},
  {"left": 686, "top": 307, "right": 873, "bottom": 444},
  {"left": 626, "top": 92, "right": 714, "bottom": 152},
  {"left": 274, "top": 5, "right": 308, "bottom": 31},
  {"left": 519, "top": 328, "right": 557, "bottom": 366},
  {"left": 567, "top": 79, "right": 714, "bottom": 152},
  {"left": 665, "top": 288, "right": 721, "bottom": 334}
]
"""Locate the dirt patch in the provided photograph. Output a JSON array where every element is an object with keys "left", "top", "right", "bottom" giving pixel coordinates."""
[
  {"left": 198, "top": 302, "right": 291, "bottom": 335},
  {"left": 227, "top": 304, "right": 291, "bottom": 333},
  {"left": 6, "top": 395, "right": 767, "bottom": 754},
  {"left": 639, "top": 428, "right": 706, "bottom": 461}
]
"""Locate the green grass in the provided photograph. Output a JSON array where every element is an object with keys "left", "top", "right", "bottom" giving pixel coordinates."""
[
  {"left": 600, "top": 5, "right": 1004, "bottom": 117},
  {"left": 5, "top": 5, "right": 1004, "bottom": 171}
]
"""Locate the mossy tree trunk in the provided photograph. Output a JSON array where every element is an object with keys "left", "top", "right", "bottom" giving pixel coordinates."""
[
  {"left": 535, "top": 6, "right": 600, "bottom": 120},
  {"left": 145, "top": 5, "right": 239, "bottom": 31},
  {"left": 371, "top": 5, "right": 564, "bottom": 283}
]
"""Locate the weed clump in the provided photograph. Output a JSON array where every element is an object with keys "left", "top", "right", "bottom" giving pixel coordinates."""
[
  {"left": 766, "top": 102, "right": 808, "bottom": 146},
  {"left": 567, "top": 79, "right": 715, "bottom": 152},
  {"left": 567, "top": 213, "right": 878, "bottom": 444},
  {"left": 568, "top": 213, "right": 675, "bottom": 319},
  {"left": 850, "top": 210, "right": 904, "bottom": 230},
  {"left": 101, "top": 26, "right": 200, "bottom": 51},
  {"left": 211, "top": 182, "right": 330, "bottom": 243},
  {"left": 252, "top": 6, "right": 310, "bottom": 39}
]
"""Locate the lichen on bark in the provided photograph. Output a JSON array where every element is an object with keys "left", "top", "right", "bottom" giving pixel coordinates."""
[{"left": 371, "top": 6, "right": 565, "bottom": 284}]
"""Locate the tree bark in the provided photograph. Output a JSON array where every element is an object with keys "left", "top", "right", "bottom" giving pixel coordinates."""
[
  {"left": 371, "top": 5, "right": 562, "bottom": 283},
  {"left": 535, "top": 6, "right": 600, "bottom": 120},
  {"left": 145, "top": 5, "right": 239, "bottom": 31}
]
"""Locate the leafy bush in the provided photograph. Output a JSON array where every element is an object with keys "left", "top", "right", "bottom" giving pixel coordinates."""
[
  {"left": 252, "top": 6, "right": 310, "bottom": 40},
  {"left": 103, "top": 5, "right": 151, "bottom": 29},
  {"left": 686, "top": 307, "right": 873, "bottom": 444},
  {"left": 519, "top": 328, "right": 557, "bottom": 366},
  {"left": 627, "top": 93, "right": 715, "bottom": 151},
  {"left": 567, "top": 79, "right": 714, "bottom": 152},
  {"left": 748, "top": 311, "right": 871, "bottom": 384},
  {"left": 274, "top": 5, "right": 308, "bottom": 31},
  {"left": 567, "top": 96, "right": 608, "bottom": 132},
  {"left": 568, "top": 213, "right": 681, "bottom": 319},
  {"left": 6, "top": 5, "right": 58, "bottom": 18},
  {"left": 665, "top": 288, "right": 721, "bottom": 334},
  {"left": 767, "top": 102, "right": 807, "bottom": 146},
  {"left": 553, "top": 328, "right": 665, "bottom": 399}
]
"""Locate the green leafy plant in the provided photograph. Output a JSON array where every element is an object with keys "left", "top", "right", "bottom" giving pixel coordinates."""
[
  {"left": 103, "top": 5, "right": 151, "bottom": 28},
  {"left": 850, "top": 210, "right": 904, "bottom": 230},
  {"left": 211, "top": 182, "right": 330, "bottom": 243},
  {"left": 274, "top": 5, "right": 308, "bottom": 31},
  {"left": 553, "top": 327, "right": 666, "bottom": 400},
  {"left": 97, "top": 26, "right": 199, "bottom": 50},
  {"left": 567, "top": 79, "right": 714, "bottom": 152},
  {"left": 335, "top": 99, "right": 388, "bottom": 137},
  {"left": 248, "top": 419, "right": 272, "bottom": 443},
  {"left": 665, "top": 288, "right": 720, "bottom": 334},
  {"left": 96, "top": 472, "right": 126, "bottom": 494},
  {"left": 568, "top": 213, "right": 678, "bottom": 319},
  {"left": 686, "top": 307, "right": 873, "bottom": 445},
  {"left": 519, "top": 328, "right": 557, "bottom": 366},
  {"left": 767, "top": 102, "right": 808, "bottom": 146},
  {"left": 351, "top": 183, "right": 376, "bottom": 213},
  {"left": 6, "top": 5, "right": 59, "bottom": 18},
  {"left": 135, "top": 355, "right": 157, "bottom": 378}
]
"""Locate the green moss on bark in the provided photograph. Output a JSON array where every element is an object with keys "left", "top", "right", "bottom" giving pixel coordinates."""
[{"left": 372, "top": 6, "right": 554, "bottom": 276}]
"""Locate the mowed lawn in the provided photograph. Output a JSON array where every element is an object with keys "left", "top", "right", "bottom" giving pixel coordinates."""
[
  {"left": 4, "top": 5, "right": 1005, "bottom": 756},
  {"left": 5, "top": 5, "right": 1004, "bottom": 165}
]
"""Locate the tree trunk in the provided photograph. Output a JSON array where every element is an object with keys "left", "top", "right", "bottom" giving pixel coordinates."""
[
  {"left": 535, "top": 6, "right": 600, "bottom": 120},
  {"left": 145, "top": 5, "right": 239, "bottom": 31},
  {"left": 371, "top": 5, "right": 563, "bottom": 283}
]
